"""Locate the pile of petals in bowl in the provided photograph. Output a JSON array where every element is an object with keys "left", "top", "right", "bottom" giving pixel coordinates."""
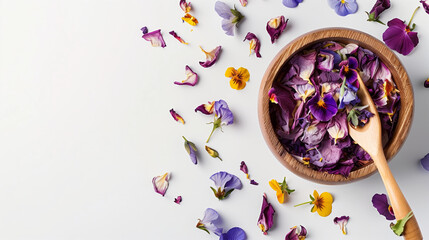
[{"left": 269, "top": 41, "right": 401, "bottom": 177}]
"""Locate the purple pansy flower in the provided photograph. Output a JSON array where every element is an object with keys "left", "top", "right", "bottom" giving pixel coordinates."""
[
  {"left": 421, "top": 0, "right": 429, "bottom": 14},
  {"left": 339, "top": 57, "right": 359, "bottom": 91},
  {"left": 257, "top": 193, "right": 275, "bottom": 235},
  {"left": 266, "top": 16, "right": 288, "bottom": 43},
  {"left": 366, "top": 0, "right": 390, "bottom": 24},
  {"left": 210, "top": 171, "right": 242, "bottom": 200},
  {"left": 182, "top": 136, "right": 197, "bottom": 164},
  {"left": 152, "top": 172, "right": 170, "bottom": 196},
  {"left": 243, "top": 32, "right": 261, "bottom": 58},
  {"left": 334, "top": 216, "right": 350, "bottom": 235},
  {"left": 206, "top": 100, "right": 234, "bottom": 142},
  {"left": 338, "top": 87, "right": 360, "bottom": 109},
  {"left": 308, "top": 93, "right": 338, "bottom": 121},
  {"left": 282, "top": 0, "right": 303, "bottom": 8},
  {"left": 199, "top": 46, "right": 222, "bottom": 68},
  {"left": 220, "top": 227, "right": 247, "bottom": 240},
  {"left": 214, "top": 1, "right": 244, "bottom": 36},
  {"left": 382, "top": 8, "right": 419, "bottom": 56},
  {"left": 420, "top": 153, "right": 429, "bottom": 171},
  {"left": 328, "top": 0, "right": 358, "bottom": 16},
  {"left": 142, "top": 29, "right": 166, "bottom": 48},
  {"left": 196, "top": 208, "right": 223, "bottom": 235},
  {"left": 372, "top": 193, "right": 395, "bottom": 220},
  {"left": 285, "top": 225, "right": 307, "bottom": 240},
  {"left": 174, "top": 65, "right": 198, "bottom": 86},
  {"left": 174, "top": 196, "right": 182, "bottom": 204}
]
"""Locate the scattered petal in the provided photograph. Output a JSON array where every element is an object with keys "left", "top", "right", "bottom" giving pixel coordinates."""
[
  {"left": 250, "top": 179, "right": 259, "bottom": 185},
  {"left": 269, "top": 177, "right": 294, "bottom": 204},
  {"left": 210, "top": 171, "right": 242, "bottom": 200},
  {"left": 243, "top": 32, "right": 262, "bottom": 58},
  {"left": 207, "top": 100, "right": 234, "bottom": 143},
  {"left": 169, "top": 31, "right": 188, "bottom": 44},
  {"left": 141, "top": 26, "right": 148, "bottom": 34},
  {"left": 199, "top": 46, "right": 222, "bottom": 68},
  {"left": 152, "top": 172, "right": 170, "bottom": 196},
  {"left": 142, "top": 29, "right": 166, "bottom": 48},
  {"left": 421, "top": 0, "right": 429, "bottom": 14},
  {"left": 285, "top": 225, "right": 307, "bottom": 240},
  {"left": 183, "top": 136, "right": 198, "bottom": 164},
  {"left": 225, "top": 67, "right": 250, "bottom": 90},
  {"left": 239, "top": 0, "right": 248, "bottom": 7},
  {"left": 205, "top": 146, "right": 222, "bottom": 160},
  {"left": 424, "top": 78, "right": 429, "bottom": 88},
  {"left": 239, "top": 161, "right": 249, "bottom": 176},
  {"left": 195, "top": 101, "right": 215, "bottom": 115},
  {"left": 220, "top": 227, "right": 247, "bottom": 240},
  {"left": 170, "top": 109, "right": 185, "bottom": 124},
  {"left": 257, "top": 193, "right": 275, "bottom": 235},
  {"left": 196, "top": 208, "right": 223, "bottom": 236},
  {"left": 266, "top": 16, "right": 288, "bottom": 43},
  {"left": 174, "top": 65, "right": 198, "bottom": 86},
  {"left": 283, "top": 0, "right": 303, "bottom": 8},
  {"left": 182, "top": 13, "right": 199, "bottom": 26},
  {"left": 372, "top": 193, "right": 395, "bottom": 220},
  {"left": 174, "top": 196, "right": 182, "bottom": 204},
  {"left": 421, "top": 153, "right": 429, "bottom": 170},
  {"left": 334, "top": 216, "right": 350, "bottom": 235},
  {"left": 180, "top": 0, "right": 192, "bottom": 13}
]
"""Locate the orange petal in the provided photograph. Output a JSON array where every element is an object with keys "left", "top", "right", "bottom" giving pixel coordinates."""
[
  {"left": 225, "top": 67, "right": 237, "bottom": 77},
  {"left": 230, "top": 78, "right": 246, "bottom": 90}
]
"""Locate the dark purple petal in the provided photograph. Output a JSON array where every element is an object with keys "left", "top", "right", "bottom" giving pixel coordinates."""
[
  {"left": 368, "top": 0, "right": 390, "bottom": 19},
  {"left": 285, "top": 225, "right": 307, "bottom": 240},
  {"left": 220, "top": 227, "right": 247, "bottom": 240},
  {"left": 142, "top": 29, "right": 166, "bottom": 48},
  {"left": 282, "top": 0, "right": 303, "bottom": 8},
  {"left": 195, "top": 102, "right": 214, "bottom": 115},
  {"left": 308, "top": 93, "right": 338, "bottom": 121},
  {"left": 174, "top": 196, "right": 182, "bottom": 204},
  {"left": 372, "top": 193, "right": 395, "bottom": 220},
  {"left": 420, "top": 153, "right": 429, "bottom": 171},
  {"left": 141, "top": 26, "right": 148, "bottom": 34},
  {"left": 243, "top": 32, "right": 262, "bottom": 58},
  {"left": 250, "top": 179, "right": 259, "bottom": 185},
  {"left": 266, "top": 16, "right": 287, "bottom": 43},
  {"left": 421, "top": 0, "right": 429, "bottom": 14},
  {"left": 257, "top": 194, "right": 275, "bottom": 234},
  {"left": 424, "top": 78, "right": 429, "bottom": 88},
  {"left": 383, "top": 18, "right": 418, "bottom": 55},
  {"left": 240, "top": 161, "right": 249, "bottom": 174},
  {"left": 348, "top": 56, "right": 358, "bottom": 69}
]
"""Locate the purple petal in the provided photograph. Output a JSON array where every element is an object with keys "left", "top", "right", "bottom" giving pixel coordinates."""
[
  {"left": 240, "top": 161, "right": 248, "bottom": 174},
  {"left": 285, "top": 225, "right": 307, "bottom": 240},
  {"left": 199, "top": 46, "right": 222, "bottom": 68},
  {"left": 141, "top": 26, "right": 148, "bottom": 34},
  {"left": 422, "top": 0, "right": 429, "bottom": 14},
  {"left": 174, "top": 196, "right": 182, "bottom": 204},
  {"left": 372, "top": 193, "right": 395, "bottom": 220},
  {"left": 369, "top": 0, "right": 390, "bottom": 19},
  {"left": 210, "top": 171, "right": 233, "bottom": 189},
  {"left": 308, "top": 93, "right": 338, "bottom": 121},
  {"left": 152, "top": 173, "right": 169, "bottom": 196},
  {"left": 301, "top": 122, "right": 327, "bottom": 146},
  {"left": 424, "top": 78, "right": 429, "bottom": 88},
  {"left": 420, "top": 153, "right": 429, "bottom": 171},
  {"left": 250, "top": 179, "right": 259, "bottom": 185},
  {"left": 266, "top": 16, "right": 287, "bottom": 43},
  {"left": 201, "top": 208, "right": 223, "bottom": 236},
  {"left": 214, "top": 100, "right": 234, "bottom": 125},
  {"left": 174, "top": 65, "right": 198, "bottom": 86},
  {"left": 222, "top": 18, "right": 235, "bottom": 36},
  {"left": 220, "top": 227, "right": 247, "bottom": 240},
  {"left": 188, "top": 142, "right": 197, "bottom": 164},
  {"left": 257, "top": 194, "right": 275, "bottom": 234},
  {"left": 243, "top": 32, "right": 262, "bottom": 58},
  {"left": 282, "top": 0, "right": 303, "bottom": 8},
  {"left": 215, "top": 1, "right": 234, "bottom": 19},
  {"left": 142, "top": 29, "right": 166, "bottom": 48},
  {"left": 224, "top": 174, "right": 243, "bottom": 191},
  {"left": 348, "top": 56, "right": 358, "bottom": 69}
]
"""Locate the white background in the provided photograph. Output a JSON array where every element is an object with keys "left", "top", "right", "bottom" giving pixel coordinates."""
[{"left": 0, "top": 0, "right": 428, "bottom": 239}]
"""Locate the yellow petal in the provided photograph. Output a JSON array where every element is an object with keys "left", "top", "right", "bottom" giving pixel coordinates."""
[
  {"left": 182, "top": 13, "right": 198, "bottom": 26},
  {"left": 237, "top": 67, "right": 250, "bottom": 82},
  {"left": 312, "top": 190, "right": 319, "bottom": 200},
  {"left": 230, "top": 78, "right": 246, "bottom": 90},
  {"left": 276, "top": 192, "right": 285, "bottom": 204},
  {"left": 269, "top": 179, "right": 282, "bottom": 192},
  {"left": 317, "top": 192, "right": 333, "bottom": 217},
  {"left": 225, "top": 67, "right": 237, "bottom": 78}
]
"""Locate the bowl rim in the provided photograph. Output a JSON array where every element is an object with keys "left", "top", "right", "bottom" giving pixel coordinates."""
[{"left": 258, "top": 27, "right": 414, "bottom": 184}]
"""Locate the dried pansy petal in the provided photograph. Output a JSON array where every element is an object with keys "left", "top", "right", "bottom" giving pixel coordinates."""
[
  {"left": 421, "top": 0, "right": 429, "bottom": 14},
  {"left": 257, "top": 193, "right": 275, "bottom": 235},
  {"left": 142, "top": 29, "right": 166, "bottom": 48},
  {"left": 199, "top": 46, "right": 222, "bottom": 68},
  {"left": 243, "top": 32, "right": 261, "bottom": 58},
  {"left": 285, "top": 225, "right": 307, "bottom": 240},
  {"left": 152, "top": 172, "right": 170, "bottom": 196},
  {"left": 266, "top": 16, "right": 287, "bottom": 43},
  {"left": 334, "top": 216, "right": 350, "bottom": 235},
  {"left": 174, "top": 65, "right": 198, "bottom": 86},
  {"left": 424, "top": 78, "right": 429, "bottom": 88},
  {"left": 195, "top": 101, "right": 215, "bottom": 115},
  {"left": 174, "top": 196, "right": 182, "bottom": 204},
  {"left": 169, "top": 31, "right": 188, "bottom": 44},
  {"left": 182, "top": 13, "right": 198, "bottom": 26},
  {"left": 182, "top": 136, "right": 197, "bottom": 164},
  {"left": 420, "top": 153, "right": 429, "bottom": 171},
  {"left": 179, "top": 0, "right": 191, "bottom": 13},
  {"left": 239, "top": 0, "right": 248, "bottom": 7},
  {"left": 170, "top": 109, "right": 185, "bottom": 124}
]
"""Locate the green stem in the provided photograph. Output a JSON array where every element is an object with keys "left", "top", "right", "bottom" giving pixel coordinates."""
[
  {"left": 217, "top": 156, "right": 223, "bottom": 161},
  {"left": 294, "top": 201, "right": 313, "bottom": 207},
  {"left": 407, "top": 6, "right": 420, "bottom": 28},
  {"left": 206, "top": 125, "right": 216, "bottom": 143}
]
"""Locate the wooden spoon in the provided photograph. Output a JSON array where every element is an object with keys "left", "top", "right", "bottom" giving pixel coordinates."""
[{"left": 348, "top": 74, "right": 422, "bottom": 239}]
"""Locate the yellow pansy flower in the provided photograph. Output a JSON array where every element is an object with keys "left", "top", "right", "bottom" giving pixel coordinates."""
[{"left": 225, "top": 67, "right": 250, "bottom": 90}]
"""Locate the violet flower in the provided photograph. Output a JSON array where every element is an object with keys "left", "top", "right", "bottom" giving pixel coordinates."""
[
  {"left": 328, "top": 0, "right": 358, "bottom": 16},
  {"left": 372, "top": 193, "right": 395, "bottom": 220},
  {"left": 308, "top": 93, "right": 338, "bottom": 121},
  {"left": 334, "top": 216, "right": 350, "bottom": 235},
  {"left": 142, "top": 29, "right": 166, "bottom": 48},
  {"left": 206, "top": 100, "right": 234, "bottom": 143},
  {"left": 339, "top": 57, "right": 359, "bottom": 91},
  {"left": 199, "top": 46, "right": 222, "bottom": 68},
  {"left": 214, "top": 1, "right": 244, "bottom": 36},
  {"left": 266, "top": 16, "right": 288, "bottom": 43},
  {"left": 243, "top": 32, "right": 261, "bottom": 58},
  {"left": 257, "top": 193, "right": 275, "bottom": 235},
  {"left": 152, "top": 172, "right": 170, "bottom": 196},
  {"left": 196, "top": 208, "right": 223, "bottom": 235},
  {"left": 366, "top": 0, "right": 390, "bottom": 24},
  {"left": 382, "top": 8, "right": 420, "bottom": 56},
  {"left": 420, "top": 153, "right": 429, "bottom": 171},
  {"left": 421, "top": 0, "right": 429, "bottom": 14},
  {"left": 285, "top": 225, "right": 307, "bottom": 240},
  {"left": 182, "top": 136, "right": 197, "bottom": 164},
  {"left": 282, "top": 0, "right": 303, "bottom": 8},
  {"left": 174, "top": 65, "right": 198, "bottom": 86},
  {"left": 220, "top": 227, "right": 247, "bottom": 240},
  {"left": 210, "top": 171, "right": 242, "bottom": 200}
]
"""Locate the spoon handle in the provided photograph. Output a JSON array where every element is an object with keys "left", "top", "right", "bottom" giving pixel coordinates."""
[{"left": 373, "top": 150, "right": 422, "bottom": 240}]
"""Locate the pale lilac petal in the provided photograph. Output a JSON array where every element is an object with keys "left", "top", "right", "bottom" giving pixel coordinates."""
[
  {"left": 200, "top": 208, "right": 223, "bottom": 236},
  {"left": 224, "top": 174, "right": 242, "bottom": 191},
  {"left": 210, "top": 171, "right": 233, "bottom": 189},
  {"left": 215, "top": 1, "right": 233, "bottom": 19},
  {"left": 152, "top": 173, "right": 170, "bottom": 196},
  {"left": 282, "top": 0, "right": 303, "bottom": 8},
  {"left": 142, "top": 29, "right": 166, "bottom": 48},
  {"left": 199, "top": 46, "right": 222, "bottom": 68},
  {"left": 222, "top": 19, "right": 235, "bottom": 36},
  {"left": 214, "top": 100, "right": 234, "bottom": 125}
]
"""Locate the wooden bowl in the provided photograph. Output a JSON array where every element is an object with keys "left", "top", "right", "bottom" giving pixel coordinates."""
[{"left": 258, "top": 28, "right": 414, "bottom": 184}]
